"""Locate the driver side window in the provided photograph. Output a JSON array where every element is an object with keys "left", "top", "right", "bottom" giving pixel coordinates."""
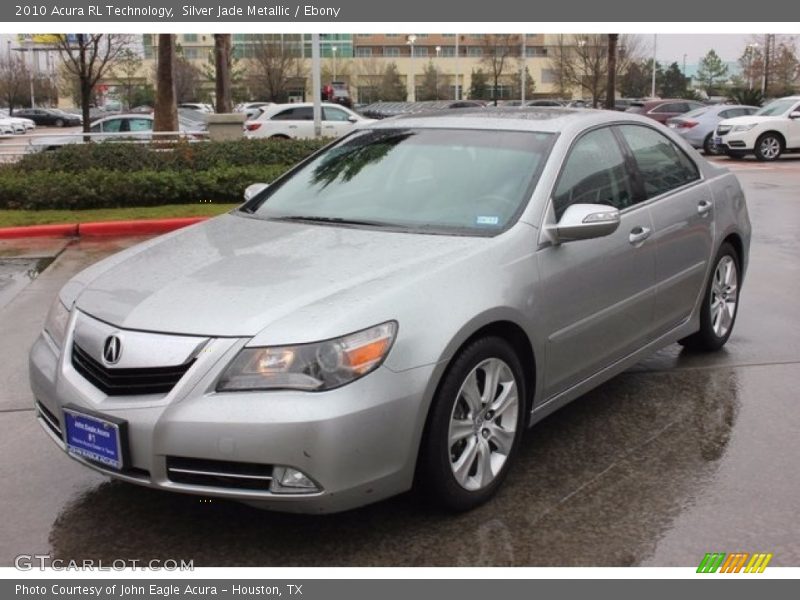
[{"left": 553, "top": 127, "right": 635, "bottom": 220}]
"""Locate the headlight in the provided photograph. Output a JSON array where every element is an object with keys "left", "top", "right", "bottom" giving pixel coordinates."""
[
  {"left": 732, "top": 124, "right": 757, "bottom": 132},
  {"left": 44, "top": 297, "right": 70, "bottom": 349},
  {"left": 217, "top": 321, "right": 397, "bottom": 392}
]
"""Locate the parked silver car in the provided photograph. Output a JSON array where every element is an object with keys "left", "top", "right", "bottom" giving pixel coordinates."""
[
  {"left": 30, "top": 108, "right": 751, "bottom": 513},
  {"left": 666, "top": 104, "right": 758, "bottom": 154}
]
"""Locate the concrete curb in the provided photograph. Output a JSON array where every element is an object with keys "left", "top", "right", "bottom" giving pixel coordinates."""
[{"left": 0, "top": 217, "right": 208, "bottom": 240}]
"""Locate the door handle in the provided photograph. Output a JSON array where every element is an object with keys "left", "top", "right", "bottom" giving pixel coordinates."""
[
  {"left": 288, "top": 125, "right": 297, "bottom": 129},
  {"left": 697, "top": 199, "right": 712, "bottom": 216},
  {"left": 629, "top": 226, "right": 652, "bottom": 245}
]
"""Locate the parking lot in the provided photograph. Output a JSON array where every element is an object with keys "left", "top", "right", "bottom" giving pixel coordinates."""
[{"left": 0, "top": 157, "right": 798, "bottom": 567}]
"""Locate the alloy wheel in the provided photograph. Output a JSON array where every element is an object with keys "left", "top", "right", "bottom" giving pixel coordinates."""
[
  {"left": 448, "top": 358, "right": 519, "bottom": 491},
  {"left": 710, "top": 255, "right": 738, "bottom": 338},
  {"left": 759, "top": 136, "right": 781, "bottom": 160}
]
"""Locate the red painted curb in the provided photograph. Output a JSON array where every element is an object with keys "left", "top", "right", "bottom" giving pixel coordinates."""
[
  {"left": 0, "top": 217, "right": 208, "bottom": 240},
  {"left": 0, "top": 223, "right": 78, "bottom": 239},
  {"left": 78, "top": 217, "right": 207, "bottom": 237}
]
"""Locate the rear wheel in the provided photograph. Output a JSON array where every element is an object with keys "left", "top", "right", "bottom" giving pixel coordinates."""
[
  {"left": 703, "top": 133, "right": 721, "bottom": 155},
  {"left": 54, "top": 118, "right": 64, "bottom": 128},
  {"left": 418, "top": 337, "right": 526, "bottom": 511},
  {"left": 754, "top": 133, "right": 783, "bottom": 161},
  {"left": 680, "top": 242, "right": 740, "bottom": 352},
  {"left": 270, "top": 134, "right": 290, "bottom": 140}
]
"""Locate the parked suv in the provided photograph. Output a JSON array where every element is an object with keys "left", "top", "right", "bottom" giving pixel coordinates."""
[{"left": 714, "top": 96, "right": 800, "bottom": 161}]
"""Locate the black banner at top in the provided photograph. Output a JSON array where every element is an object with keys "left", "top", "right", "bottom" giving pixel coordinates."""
[{"left": 2, "top": 0, "right": 794, "bottom": 22}]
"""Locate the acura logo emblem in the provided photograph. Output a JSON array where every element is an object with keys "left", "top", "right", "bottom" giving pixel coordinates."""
[{"left": 103, "top": 335, "right": 122, "bottom": 365}]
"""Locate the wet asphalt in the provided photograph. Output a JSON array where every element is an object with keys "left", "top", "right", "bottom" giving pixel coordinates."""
[{"left": 1, "top": 158, "right": 798, "bottom": 567}]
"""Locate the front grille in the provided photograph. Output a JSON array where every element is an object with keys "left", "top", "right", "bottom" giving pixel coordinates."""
[
  {"left": 71, "top": 343, "right": 194, "bottom": 396},
  {"left": 166, "top": 456, "right": 274, "bottom": 491},
  {"left": 36, "top": 401, "right": 62, "bottom": 438},
  {"left": 716, "top": 125, "right": 732, "bottom": 136}
]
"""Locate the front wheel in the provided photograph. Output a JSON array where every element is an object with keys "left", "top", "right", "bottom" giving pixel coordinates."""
[
  {"left": 54, "top": 118, "right": 64, "bottom": 128},
  {"left": 418, "top": 337, "right": 526, "bottom": 511},
  {"left": 679, "top": 243, "right": 740, "bottom": 352},
  {"left": 754, "top": 133, "right": 783, "bottom": 161}
]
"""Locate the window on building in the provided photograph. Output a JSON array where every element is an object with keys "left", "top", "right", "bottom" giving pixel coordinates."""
[
  {"left": 356, "top": 47, "right": 373, "bottom": 57},
  {"left": 467, "top": 47, "right": 483, "bottom": 57},
  {"left": 526, "top": 46, "right": 548, "bottom": 57},
  {"left": 183, "top": 34, "right": 198, "bottom": 43},
  {"left": 384, "top": 47, "right": 401, "bottom": 57},
  {"left": 414, "top": 47, "right": 429, "bottom": 57},
  {"left": 440, "top": 46, "right": 456, "bottom": 57}
]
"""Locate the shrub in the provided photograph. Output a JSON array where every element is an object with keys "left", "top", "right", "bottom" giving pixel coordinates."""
[
  {"left": 0, "top": 164, "right": 290, "bottom": 210},
  {"left": 1, "top": 137, "right": 329, "bottom": 210},
  {"left": 13, "top": 138, "right": 329, "bottom": 174}
]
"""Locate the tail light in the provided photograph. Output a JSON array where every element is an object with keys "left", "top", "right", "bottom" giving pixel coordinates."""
[
  {"left": 676, "top": 120, "right": 698, "bottom": 129},
  {"left": 245, "top": 122, "right": 261, "bottom": 131}
]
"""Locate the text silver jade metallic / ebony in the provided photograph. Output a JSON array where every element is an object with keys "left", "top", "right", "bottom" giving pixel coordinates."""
[{"left": 30, "top": 108, "right": 751, "bottom": 513}]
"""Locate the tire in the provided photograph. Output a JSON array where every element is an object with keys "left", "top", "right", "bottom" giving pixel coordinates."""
[
  {"left": 754, "top": 133, "right": 783, "bottom": 161},
  {"left": 726, "top": 151, "right": 746, "bottom": 160},
  {"left": 703, "top": 133, "right": 721, "bottom": 156},
  {"left": 679, "top": 242, "right": 741, "bottom": 352},
  {"left": 270, "top": 134, "right": 290, "bottom": 140},
  {"left": 54, "top": 118, "right": 64, "bottom": 128},
  {"left": 418, "top": 336, "right": 526, "bottom": 511}
]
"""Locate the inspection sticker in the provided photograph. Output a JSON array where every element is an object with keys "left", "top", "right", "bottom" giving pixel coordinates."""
[{"left": 476, "top": 216, "right": 500, "bottom": 226}]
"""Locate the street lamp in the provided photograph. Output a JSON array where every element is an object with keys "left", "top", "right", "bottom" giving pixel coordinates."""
[
  {"left": 746, "top": 42, "right": 759, "bottom": 90},
  {"left": 435, "top": 46, "right": 441, "bottom": 99},
  {"left": 331, "top": 45, "right": 337, "bottom": 82},
  {"left": 407, "top": 34, "right": 417, "bottom": 101}
]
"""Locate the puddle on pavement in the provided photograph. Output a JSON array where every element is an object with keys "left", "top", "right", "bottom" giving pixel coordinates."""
[{"left": 0, "top": 256, "right": 55, "bottom": 309}]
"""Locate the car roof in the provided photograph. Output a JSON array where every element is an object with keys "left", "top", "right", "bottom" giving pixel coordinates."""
[{"left": 367, "top": 106, "right": 658, "bottom": 134}]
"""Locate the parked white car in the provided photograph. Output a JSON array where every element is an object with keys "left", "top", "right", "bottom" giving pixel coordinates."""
[
  {"left": 0, "top": 110, "right": 36, "bottom": 132},
  {"left": 714, "top": 96, "right": 800, "bottom": 161},
  {"left": 0, "top": 118, "right": 16, "bottom": 135},
  {"left": 178, "top": 102, "right": 214, "bottom": 113},
  {"left": 244, "top": 102, "right": 374, "bottom": 140}
]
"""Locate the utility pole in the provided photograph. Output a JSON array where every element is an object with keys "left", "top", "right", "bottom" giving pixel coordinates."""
[
  {"left": 762, "top": 34, "right": 771, "bottom": 97},
  {"left": 520, "top": 34, "right": 526, "bottom": 104},
  {"left": 651, "top": 34, "right": 657, "bottom": 98},
  {"left": 605, "top": 34, "right": 618, "bottom": 110},
  {"left": 311, "top": 34, "right": 321, "bottom": 138}
]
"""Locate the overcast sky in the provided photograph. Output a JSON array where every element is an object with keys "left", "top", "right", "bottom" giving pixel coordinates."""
[{"left": 649, "top": 34, "right": 759, "bottom": 65}]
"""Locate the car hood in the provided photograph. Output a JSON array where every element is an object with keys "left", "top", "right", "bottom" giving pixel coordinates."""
[
  {"left": 71, "top": 213, "right": 484, "bottom": 338},
  {"left": 718, "top": 115, "right": 782, "bottom": 127}
]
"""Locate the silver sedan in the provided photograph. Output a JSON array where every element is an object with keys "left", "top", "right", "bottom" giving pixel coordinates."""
[{"left": 30, "top": 108, "right": 751, "bottom": 513}]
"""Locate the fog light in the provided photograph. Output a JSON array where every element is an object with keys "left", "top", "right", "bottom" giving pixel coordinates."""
[{"left": 270, "top": 466, "right": 319, "bottom": 493}]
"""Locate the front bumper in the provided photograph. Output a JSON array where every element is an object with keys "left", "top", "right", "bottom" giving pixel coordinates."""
[
  {"left": 715, "top": 130, "right": 758, "bottom": 153},
  {"left": 29, "top": 312, "right": 436, "bottom": 513}
]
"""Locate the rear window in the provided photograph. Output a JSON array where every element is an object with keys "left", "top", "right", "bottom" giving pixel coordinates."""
[
  {"left": 683, "top": 107, "right": 709, "bottom": 118},
  {"left": 625, "top": 104, "right": 646, "bottom": 114}
]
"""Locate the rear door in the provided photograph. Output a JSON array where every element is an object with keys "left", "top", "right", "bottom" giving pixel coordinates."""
[
  {"left": 616, "top": 124, "right": 712, "bottom": 337},
  {"left": 322, "top": 106, "right": 355, "bottom": 137},
  {"left": 270, "top": 106, "right": 314, "bottom": 139},
  {"left": 537, "top": 126, "right": 656, "bottom": 397}
]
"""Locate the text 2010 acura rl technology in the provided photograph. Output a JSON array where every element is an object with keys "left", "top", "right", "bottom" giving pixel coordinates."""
[{"left": 30, "top": 108, "right": 751, "bottom": 513}]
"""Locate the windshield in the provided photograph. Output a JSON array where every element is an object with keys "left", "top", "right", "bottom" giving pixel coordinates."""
[
  {"left": 755, "top": 98, "right": 798, "bottom": 116},
  {"left": 245, "top": 128, "right": 554, "bottom": 235}
]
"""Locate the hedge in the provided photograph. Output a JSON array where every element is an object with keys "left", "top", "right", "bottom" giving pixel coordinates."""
[
  {"left": 1, "top": 138, "right": 328, "bottom": 210},
  {"left": 0, "top": 165, "right": 290, "bottom": 210},
  {"left": 13, "top": 138, "right": 329, "bottom": 173}
]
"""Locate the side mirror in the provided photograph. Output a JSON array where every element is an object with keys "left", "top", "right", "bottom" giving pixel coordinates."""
[
  {"left": 243, "top": 182, "right": 269, "bottom": 202},
  {"left": 347, "top": 115, "right": 359, "bottom": 123},
  {"left": 789, "top": 111, "right": 800, "bottom": 120},
  {"left": 548, "top": 203, "right": 621, "bottom": 244}
]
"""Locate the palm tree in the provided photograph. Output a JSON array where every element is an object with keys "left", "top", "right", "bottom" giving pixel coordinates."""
[
  {"left": 214, "top": 34, "right": 232, "bottom": 113},
  {"left": 605, "top": 34, "right": 619, "bottom": 110},
  {"left": 153, "top": 34, "right": 177, "bottom": 132}
]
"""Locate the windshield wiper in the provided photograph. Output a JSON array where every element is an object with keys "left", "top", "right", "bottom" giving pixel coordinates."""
[{"left": 271, "top": 215, "right": 391, "bottom": 227}]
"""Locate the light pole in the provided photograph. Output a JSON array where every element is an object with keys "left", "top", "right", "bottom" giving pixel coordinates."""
[
  {"left": 746, "top": 42, "right": 759, "bottom": 89},
  {"left": 435, "top": 45, "right": 441, "bottom": 99},
  {"left": 651, "top": 34, "right": 657, "bottom": 98},
  {"left": 577, "top": 39, "right": 587, "bottom": 101},
  {"left": 331, "top": 45, "right": 337, "bottom": 82},
  {"left": 407, "top": 34, "right": 417, "bottom": 101}
]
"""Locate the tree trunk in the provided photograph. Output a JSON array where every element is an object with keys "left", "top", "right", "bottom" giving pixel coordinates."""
[
  {"left": 214, "top": 34, "right": 232, "bottom": 113},
  {"left": 154, "top": 34, "right": 178, "bottom": 133},
  {"left": 78, "top": 35, "right": 91, "bottom": 133},
  {"left": 605, "top": 34, "right": 619, "bottom": 110}
]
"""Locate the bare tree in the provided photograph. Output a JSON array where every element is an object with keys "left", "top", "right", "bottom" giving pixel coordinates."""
[
  {"left": 480, "top": 34, "right": 521, "bottom": 104},
  {"left": 546, "top": 35, "right": 575, "bottom": 98},
  {"left": 173, "top": 54, "right": 202, "bottom": 102},
  {"left": 154, "top": 34, "right": 177, "bottom": 133},
  {"left": 0, "top": 53, "right": 30, "bottom": 114},
  {"left": 214, "top": 34, "right": 232, "bottom": 112},
  {"left": 250, "top": 39, "right": 306, "bottom": 102},
  {"left": 55, "top": 34, "right": 130, "bottom": 132}
]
